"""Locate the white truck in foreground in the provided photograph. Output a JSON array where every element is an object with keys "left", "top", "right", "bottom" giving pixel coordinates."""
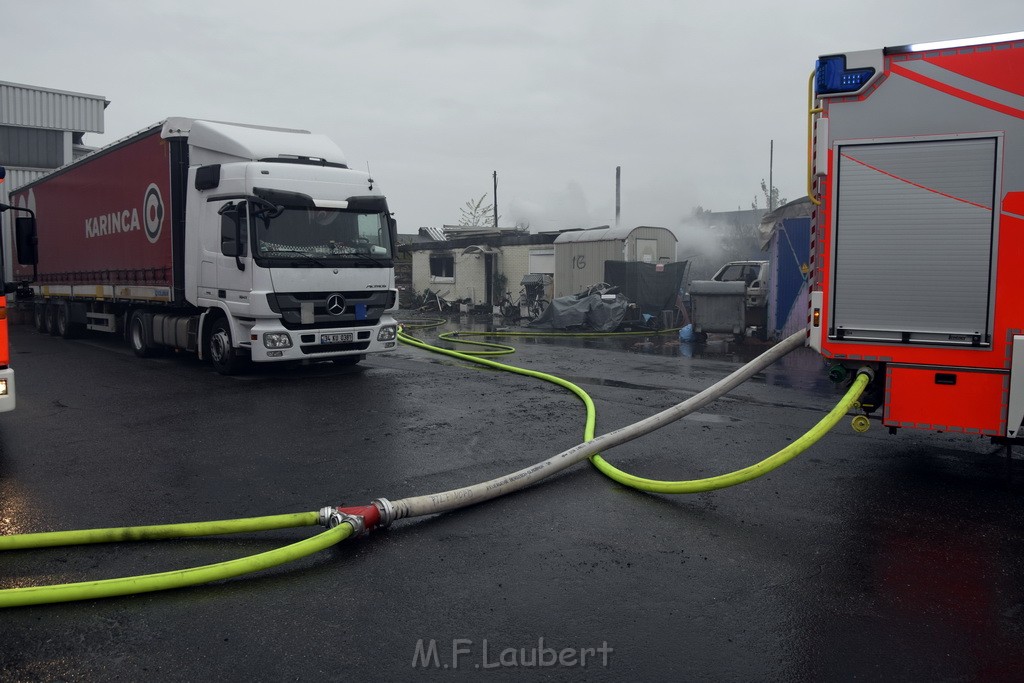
[{"left": 10, "top": 118, "right": 399, "bottom": 373}]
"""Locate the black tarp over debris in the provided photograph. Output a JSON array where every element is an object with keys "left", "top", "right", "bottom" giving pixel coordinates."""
[
  {"left": 603, "top": 261, "right": 688, "bottom": 314},
  {"left": 528, "top": 291, "right": 629, "bottom": 332}
]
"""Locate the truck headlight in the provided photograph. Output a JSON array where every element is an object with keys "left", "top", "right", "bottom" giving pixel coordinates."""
[
  {"left": 263, "top": 332, "right": 293, "bottom": 349},
  {"left": 0, "top": 379, "right": 7, "bottom": 396},
  {"left": 377, "top": 325, "right": 397, "bottom": 342}
]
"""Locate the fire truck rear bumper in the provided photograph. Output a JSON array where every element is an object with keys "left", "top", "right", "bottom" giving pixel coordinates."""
[{"left": 0, "top": 368, "right": 15, "bottom": 412}]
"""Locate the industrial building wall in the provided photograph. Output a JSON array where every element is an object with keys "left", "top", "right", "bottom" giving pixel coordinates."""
[
  {"left": 0, "top": 126, "right": 65, "bottom": 168},
  {"left": 0, "top": 81, "right": 106, "bottom": 133}
]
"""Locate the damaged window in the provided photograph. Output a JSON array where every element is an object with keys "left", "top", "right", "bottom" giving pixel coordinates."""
[{"left": 429, "top": 254, "right": 454, "bottom": 278}]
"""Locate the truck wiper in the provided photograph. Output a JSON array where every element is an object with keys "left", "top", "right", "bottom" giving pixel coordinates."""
[
  {"left": 345, "top": 251, "right": 387, "bottom": 267},
  {"left": 263, "top": 248, "right": 328, "bottom": 267}
]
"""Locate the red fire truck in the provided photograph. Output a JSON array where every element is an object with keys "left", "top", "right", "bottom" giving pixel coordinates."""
[
  {"left": 807, "top": 31, "right": 1024, "bottom": 439},
  {"left": 0, "top": 168, "right": 19, "bottom": 411}
]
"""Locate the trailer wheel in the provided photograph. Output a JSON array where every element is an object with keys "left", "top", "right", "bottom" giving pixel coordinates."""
[
  {"left": 45, "top": 305, "right": 59, "bottom": 336},
  {"left": 55, "top": 302, "right": 79, "bottom": 339},
  {"left": 33, "top": 304, "right": 47, "bottom": 333},
  {"left": 207, "top": 314, "right": 245, "bottom": 375},
  {"left": 128, "top": 309, "right": 153, "bottom": 358}
]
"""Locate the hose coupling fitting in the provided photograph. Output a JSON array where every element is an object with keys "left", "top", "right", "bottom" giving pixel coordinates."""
[
  {"left": 318, "top": 506, "right": 365, "bottom": 535},
  {"left": 855, "top": 366, "right": 876, "bottom": 383},
  {"left": 372, "top": 498, "right": 395, "bottom": 528},
  {"left": 319, "top": 501, "right": 391, "bottom": 535},
  {"left": 318, "top": 506, "right": 334, "bottom": 527}
]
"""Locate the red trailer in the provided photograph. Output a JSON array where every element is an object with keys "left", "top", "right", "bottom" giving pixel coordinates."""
[
  {"left": 807, "top": 32, "right": 1024, "bottom": 439},
  {"left": 13, "top": 127, "right": 182, "bottom": 312}
]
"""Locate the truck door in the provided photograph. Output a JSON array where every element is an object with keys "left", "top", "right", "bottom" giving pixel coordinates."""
[{"left": 216, "top": 200, "right": 254, "bottom": 310}]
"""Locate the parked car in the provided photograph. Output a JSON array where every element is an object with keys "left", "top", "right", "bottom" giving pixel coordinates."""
[
  {"left": 687, "top": 259, "right": 769, "bottom": 340},
  {"left": 711, "top": 260, "right": 769, "bottom": 310}
]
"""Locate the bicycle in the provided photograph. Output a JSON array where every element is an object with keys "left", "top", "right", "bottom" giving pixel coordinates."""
[
  {"left": 498, "top": 291, "right": 521, "bottom": 323},
  {"left": 524, "top": 292, "right": 548, "bottom": 320},
  {"left": 498, "top": 289, "right": 548, "bottom": 323}
]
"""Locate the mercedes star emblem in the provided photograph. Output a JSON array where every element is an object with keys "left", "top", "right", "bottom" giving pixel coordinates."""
[{"left": 326, "top": 293, "right": 346, "bottom": 316}]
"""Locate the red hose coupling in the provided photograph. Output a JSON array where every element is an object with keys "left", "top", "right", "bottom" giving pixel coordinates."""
[{"left": 319, "top": 498, "right": 393, "bottom": 535}]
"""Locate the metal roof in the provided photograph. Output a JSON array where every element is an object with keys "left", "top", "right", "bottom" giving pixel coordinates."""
[
  {"left": 0, "top": 80, "right": 107, "bottom": 133},
  {"left": 418, "top": 227, "right": 447, "bottom": 241},
  {"left": 553, "top": 225, "right": 676, "bottom": 244}
]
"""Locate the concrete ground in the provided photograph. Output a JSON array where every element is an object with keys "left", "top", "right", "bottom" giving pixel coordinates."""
[{"left": 1, "top": 315, "right": 1023, "bottom": 680}]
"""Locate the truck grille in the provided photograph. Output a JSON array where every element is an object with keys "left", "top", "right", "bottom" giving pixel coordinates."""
[
  {"left": 267, "top": 291, "right": 392, "bottom": 330},
  {"left": 299, "top": 341, "right": 371, "bottom": 355}
]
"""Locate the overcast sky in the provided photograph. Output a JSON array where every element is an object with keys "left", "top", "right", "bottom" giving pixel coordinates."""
[{"left": 5, "top": 1, "right": 1022, "bottom": 232}]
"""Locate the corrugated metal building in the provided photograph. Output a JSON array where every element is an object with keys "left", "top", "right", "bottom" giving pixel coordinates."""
[
  {"left": 0, "top": 81, "right": 108, "bottom": 282},
  {"left": 758, "top": 198, "right": 814, "bottom": 339},
  {"left": 553, "top": 225, "right": 676, "bottom": 298}
]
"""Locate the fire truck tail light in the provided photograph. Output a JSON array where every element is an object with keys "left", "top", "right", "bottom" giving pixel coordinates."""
[
  {"left": 813, "top": 308, "right": 821, "bottom": 328},
  {"left": 815, "top": 55, "right": 875, "bottom": 95}
]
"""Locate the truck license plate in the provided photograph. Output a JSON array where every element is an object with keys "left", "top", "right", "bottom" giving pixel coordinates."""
[{"left": 321, "top": 333, "right": 353, "bottom": 344}]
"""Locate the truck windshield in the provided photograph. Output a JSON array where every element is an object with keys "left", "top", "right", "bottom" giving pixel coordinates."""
[{"left": 252, "top": 205, "right": 392, "bottom": 262}]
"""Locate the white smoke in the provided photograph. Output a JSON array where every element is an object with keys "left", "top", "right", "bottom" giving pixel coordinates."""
[
  {"left": 508, "top": 180, "right": 595, "bottom": 231},
  {"left": 673, "top": 219, "right": 729, "bottom": 281}
]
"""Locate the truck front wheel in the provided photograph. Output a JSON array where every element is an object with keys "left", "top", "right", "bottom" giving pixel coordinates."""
[{"left": 207, "top": 315, "right": 245, "bottom": 375}]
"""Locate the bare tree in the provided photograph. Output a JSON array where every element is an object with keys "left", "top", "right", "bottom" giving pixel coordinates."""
[
  {"left": 458, "top": 193, "right": 500, "bottom": 227},
  {"left": 751, "top": 180, "right": 787, "bottom": 212}
]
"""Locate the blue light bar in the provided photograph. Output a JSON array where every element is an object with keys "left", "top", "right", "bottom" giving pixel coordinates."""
[{"left": 815, "top": 55, "right": 876, "bottom": 95}]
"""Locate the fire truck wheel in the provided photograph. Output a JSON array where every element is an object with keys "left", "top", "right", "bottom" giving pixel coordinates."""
[
  {"left": 33, "top": 304, "right": 47, "bottom": 333},
  {"left": 128, "top": 309, "right": 154, "bottom": 358},
  {"left": 207, "top": 314, "right": 245, "bottom": 375}
]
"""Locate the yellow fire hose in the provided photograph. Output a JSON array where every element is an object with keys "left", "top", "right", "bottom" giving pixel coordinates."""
[{"left": 0, "top": 325, "right": 867, "bottom": 608}]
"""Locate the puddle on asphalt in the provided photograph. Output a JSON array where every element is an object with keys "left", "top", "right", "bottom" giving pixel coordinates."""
[{"left": 397, "top": 311, "right": 841, "bottom": 399}]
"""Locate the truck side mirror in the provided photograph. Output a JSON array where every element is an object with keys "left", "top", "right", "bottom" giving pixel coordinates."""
[
  {"left": 387, "top": 216, "right": 398, "bottom": 256},
  {"left": 15, "top": 216, "right": 38, "bottom": 266},
  {"left": 195, "top": 164, "right": 221, "bottom": 191}
]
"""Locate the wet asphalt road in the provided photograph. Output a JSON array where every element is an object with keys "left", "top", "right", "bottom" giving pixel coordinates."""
[{"left": 1, "top": 314, "right": 1023, "bottom": 681}]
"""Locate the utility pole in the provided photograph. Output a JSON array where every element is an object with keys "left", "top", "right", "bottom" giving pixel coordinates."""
[
  {"left": 615, "top": 166, "right": 621, "bottom": 228},
  {"left": 492, "top": 171, "right": 498, "bottom": 228},
  {"left": 769, "top": 140, "right": 774, "bottom": 212}
]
